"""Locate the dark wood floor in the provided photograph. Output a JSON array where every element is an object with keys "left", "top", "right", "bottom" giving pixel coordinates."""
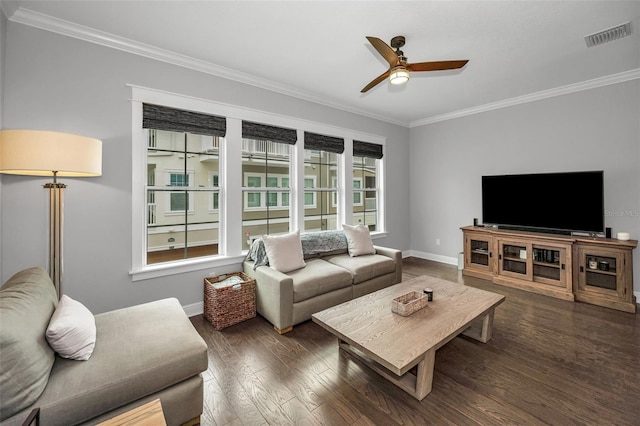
[{"left": 190, "top": 257, "right": 640, "bottom": 425}]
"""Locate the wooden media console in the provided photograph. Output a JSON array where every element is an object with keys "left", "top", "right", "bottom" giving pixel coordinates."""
[{"left": 461, "top": 226, "right": 637, "bottom": 313}]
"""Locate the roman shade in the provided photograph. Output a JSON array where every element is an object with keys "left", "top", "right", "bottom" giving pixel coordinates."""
[
  {"left": 242, "top": 121, "right": 297, "bottom": 145},
  {"left": 143, "top": 104, "right": 226, "bottom": 137},
  {"left": 353, "top": 140, "right": 383, "bottom": 159},
  {"left": 304, "top": 132, "right": 344, "bottom": 154}
]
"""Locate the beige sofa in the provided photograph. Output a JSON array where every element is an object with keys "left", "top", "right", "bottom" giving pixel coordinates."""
[
  {"left": 243, "top": 230, "right": 402, "bottom": 333},
  {"left": 0, "top": 267, "right": 207, "bottom": 426}
]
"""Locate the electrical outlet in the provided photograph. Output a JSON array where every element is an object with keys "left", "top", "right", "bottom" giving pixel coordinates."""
[
  {"left": 436, "top": 238, "right": 441, "bottom": 246},
  {"left": 206, "top": 270, "right": 217, "bottom": 278}
]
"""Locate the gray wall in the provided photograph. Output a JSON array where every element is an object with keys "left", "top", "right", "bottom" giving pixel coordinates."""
[
  {"left": 1, "top": 21, "right": 410, "bottom": 313},
  {"left": 0, "top": 9, "right": 6, "bottom": 282},
  {"left": 409, "top": 79, "right": 640, "bottom": 294}
]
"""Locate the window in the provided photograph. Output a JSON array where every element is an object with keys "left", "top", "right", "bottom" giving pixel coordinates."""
[
  {"left": 352, "top": 140, "right": 383, "bottom": 231},
  {"left": 304, "top": 132, "right": 343, "bottom": 231},
  {"left": 243, "top": 173, "right": 290, "bottom": 209},
  {"left": 132, "top": 87, "right": 386, "bottom": 280},
  {"left": 210, "top": 174, "right": 219, "bottom": 210},
  {"left": 143, "top": 104, "right": 225, "bottom": 265},
  {"left": 304, "top": 177, "right": 316, "bottom": 207},
  {"left": 241, "top": 121, "right": 297, "bottom": 248},
  {"left": 282, "top": 177, "right": 290, "bottom": 206},
  {"left": 266, "top": 176, "right": 278, "bottom": 207},
  {"left": 168, "top": 171, "right": 193, "bottom": 212},
  {"left": 245, "top": 175, "right": 262, "bottom": 208},
  {"left": 353, "top": 178, "right": 363, "bottom": 206},
  {"left": 170, "top": 173, "right": 188, "bottom": 187},
  {"left": 331, "top": 177, "right": 363, "bottom": 207}
]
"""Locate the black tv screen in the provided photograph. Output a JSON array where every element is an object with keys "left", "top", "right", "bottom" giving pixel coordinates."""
[{"left": 482, "top": 171, "right": 604, "bottom": 234}]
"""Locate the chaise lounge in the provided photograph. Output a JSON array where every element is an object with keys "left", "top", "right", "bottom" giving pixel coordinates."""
[{"left": 0, "top": 267, "right": 208, "bottom": 426}]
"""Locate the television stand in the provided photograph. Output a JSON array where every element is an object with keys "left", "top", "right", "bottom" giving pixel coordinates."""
[{"left": 461, "top": 226, "right": 637, "bottom": 313}]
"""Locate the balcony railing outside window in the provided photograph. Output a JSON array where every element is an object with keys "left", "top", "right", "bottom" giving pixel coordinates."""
[
  {"left": 148, "top": 203, "right": 157, "bottom": 225},
  {"left": 242, "top": 139, "right": 289, "bottom": 157}
]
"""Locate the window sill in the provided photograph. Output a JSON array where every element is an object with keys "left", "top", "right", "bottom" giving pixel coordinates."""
[
  {"left": 131, "top": 232, "right": 386, "bottom": 281},
  {"left": 130, "top": 254, "right": 247, "bottom": 281},
  {"left": 371, "top": 231, "right": 388, "bottom": 240}
]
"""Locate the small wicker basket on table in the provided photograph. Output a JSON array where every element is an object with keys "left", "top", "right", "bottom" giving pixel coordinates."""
[
  {"left": 204, "top": 272, "right": 256, "bottom": 330},
  {"left": 391, "top": 291, "right": 429, "bottom": 316}
]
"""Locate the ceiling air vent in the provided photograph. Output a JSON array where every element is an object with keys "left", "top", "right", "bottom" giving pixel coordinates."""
[{"left": 585, "top": 22, "right": 632, "bottom": 47}]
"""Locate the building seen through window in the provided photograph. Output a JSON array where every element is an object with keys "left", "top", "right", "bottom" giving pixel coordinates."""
[
  {"left": 353, "top": 155, "right": 378, "bottom": 231},
  {"left": 304, "top": 149, "right": 338, "bottom": 231},
  {"left": 146, "top": 129, "right": 221, "bottom": 264},
  {"left": 242, "top": 138, "right": 291, "bottom": 249}
]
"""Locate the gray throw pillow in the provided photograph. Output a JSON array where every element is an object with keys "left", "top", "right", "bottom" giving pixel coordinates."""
[{"left": 0, "top": 267, "right": 58, "bottom": 420}]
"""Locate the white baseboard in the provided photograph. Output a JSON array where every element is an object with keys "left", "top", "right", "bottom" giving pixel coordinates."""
[
  {"left": 406, "top": 250, "right": 458, "bottom": 266},
  {"left": 183, "top": 301, "right": 204, "bottom": 317}
]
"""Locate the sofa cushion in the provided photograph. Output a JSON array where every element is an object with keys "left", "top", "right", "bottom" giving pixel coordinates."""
[
  {"left": 342, "top": 224, "right": 376, "bottom": 257},
  {"left": 23, "top": 298, "right": 208, "bottom": 425},
  {"left": 326, "top": 254, "right": 396, "bottom": 285},
  {"left": 0, "top": 267, "right": 58, "bottom": 421},
  {"left": 262, "top": 230, "right": 306, "bottom": 273},
  {"left": 46, "top": 295, "right": 96, "bottom": 361},
  {"left": 291, "top": 259, "right": 353, "bottom": 303}
]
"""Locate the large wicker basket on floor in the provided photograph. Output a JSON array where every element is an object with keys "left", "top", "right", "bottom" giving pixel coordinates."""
[{"left": 204, "top": 272, "right": 256, "bottom": 330}]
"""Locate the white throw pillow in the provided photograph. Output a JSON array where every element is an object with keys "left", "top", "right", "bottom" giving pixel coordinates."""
[
  {"left": 343, "top": 224, "right": 376, "bottom": 257},
  {"left": 46, "top": 295, "right": 96, "bottom": 361},
  {"left": 262, "top": 230, "right": 306, "bottom": 273}
]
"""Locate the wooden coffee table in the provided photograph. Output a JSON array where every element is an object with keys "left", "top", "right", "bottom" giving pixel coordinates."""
[{"left": 312, "top": 275, "right": 505, "bottom": 400}]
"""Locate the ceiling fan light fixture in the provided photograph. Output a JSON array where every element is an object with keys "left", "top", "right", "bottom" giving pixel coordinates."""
[{"left": 389, "top": 67, "right": 409, "bottom": 85}]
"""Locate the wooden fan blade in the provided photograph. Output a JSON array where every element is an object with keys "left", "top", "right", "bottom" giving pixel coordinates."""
[
  {"left": 407, "top": 60, "right": 469, "bottom": 72},
  {"left": 361, "top": 69, "right": 391, "bottom": 93},
  {"left": 366, "top": 36, "right": 398, "bottom": 67}
]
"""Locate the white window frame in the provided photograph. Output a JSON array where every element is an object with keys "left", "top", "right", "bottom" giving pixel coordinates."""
[{"left": 130, "top": 85, "right": 386, "bottom": 281}]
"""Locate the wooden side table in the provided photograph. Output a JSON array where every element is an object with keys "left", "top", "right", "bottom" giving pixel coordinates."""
[{"left": 97, "top": 399, "right": 166, "bottom": 426}]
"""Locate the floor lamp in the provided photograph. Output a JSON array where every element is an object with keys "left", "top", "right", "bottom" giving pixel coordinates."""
[{"left": 0, "top": 130, "right": 102, "bottom": 298}]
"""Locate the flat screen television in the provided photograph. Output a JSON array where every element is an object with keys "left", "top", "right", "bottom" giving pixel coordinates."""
[{"left": 482, "top": 171, "right": 604, "bottom": 234}]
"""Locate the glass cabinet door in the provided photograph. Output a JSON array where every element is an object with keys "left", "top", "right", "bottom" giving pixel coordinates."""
[
  {"left": 498, "top": 240, "right": 532, "bottom": 280},
  {"left": 463, "top": 230, "right": 495, "bottom": 281},
  {"left": 469, "top": 238, "right": 490, "bottom": 268},
  {"left": 532, "top": 245, "right": 568, "bottom": 287},
  {"left": 577, "top": 247, "right": 624, "bottom": 298}
]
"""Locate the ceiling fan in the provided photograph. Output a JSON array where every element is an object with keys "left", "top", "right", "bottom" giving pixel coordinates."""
[{"left": 361, "top": 36, "right": 469, "bottom": 93}]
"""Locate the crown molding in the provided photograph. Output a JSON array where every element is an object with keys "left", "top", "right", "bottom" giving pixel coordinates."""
[
  {"left": 0, "top": 2, "right": 19, "bottom": 19},
  {"left": 410, "top": 68, "right": 640, "bottom": 128},
  {"left": 8, "top": 7, "right": 409, "bottom": 128}
]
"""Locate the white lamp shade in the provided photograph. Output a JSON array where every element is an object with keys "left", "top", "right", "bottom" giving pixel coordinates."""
[
  {"left": 389, "top": 67, "right": 410, "bottom": 85},
  {"left": 0, "top": 130, "right": 102, "bottom": 177}
]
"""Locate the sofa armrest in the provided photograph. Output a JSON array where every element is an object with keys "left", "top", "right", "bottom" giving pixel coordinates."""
[
  {"left": 374, "top": 245, "right": 403, "bottom": 284},
  {"left": 242, "top": 261, "right": 294, "bottom": 331}
]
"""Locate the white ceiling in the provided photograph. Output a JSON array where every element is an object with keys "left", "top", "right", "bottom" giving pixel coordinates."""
[{"left": 4, "top": 1, "right": 640, "bottom": 126}]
